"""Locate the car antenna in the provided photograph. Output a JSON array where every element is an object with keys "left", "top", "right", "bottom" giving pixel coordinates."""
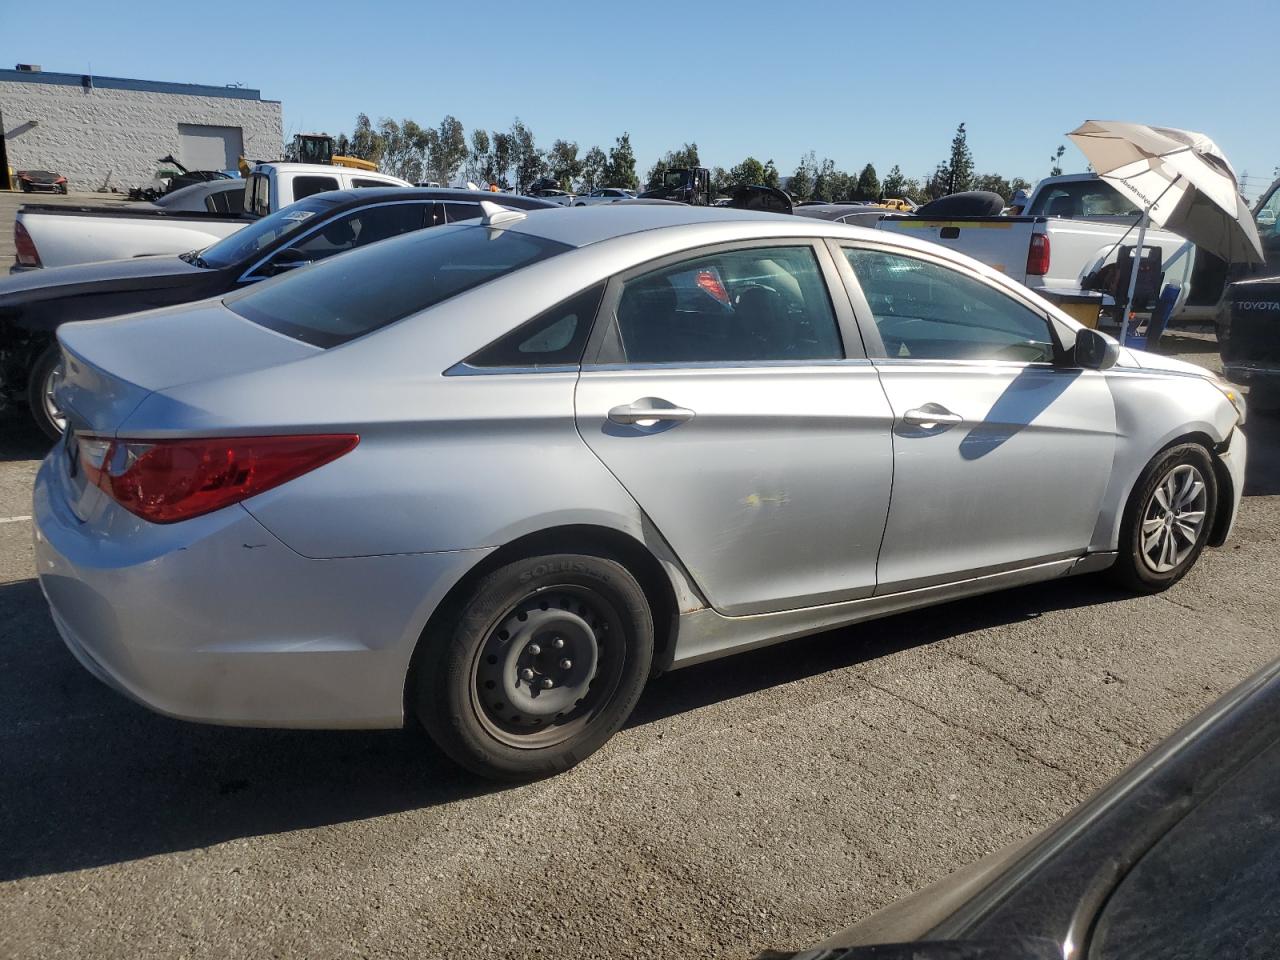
[{"left": 479, "top": 200, "right": 527, "bottom": 228}]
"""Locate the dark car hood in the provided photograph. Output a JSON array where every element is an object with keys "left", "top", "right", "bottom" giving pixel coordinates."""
[{"left": 0, "top": 256, "right": 207, "bottom": 307}]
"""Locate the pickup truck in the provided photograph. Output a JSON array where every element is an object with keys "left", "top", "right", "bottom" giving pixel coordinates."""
[
  {"left": 12, "top": 163, "right": 410, "bottom": 272},
  {"left": 877, "top": 173, "right": 1197, "bottom": 319}
]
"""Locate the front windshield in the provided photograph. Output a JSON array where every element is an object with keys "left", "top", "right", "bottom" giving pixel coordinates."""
[{"left": 197, "top": 197, "right": 339, "bottom": 269}]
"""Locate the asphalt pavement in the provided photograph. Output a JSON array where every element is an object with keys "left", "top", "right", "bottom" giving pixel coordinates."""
[{"left": 0, "top": 196, "right": 1277, "bottom": 959}]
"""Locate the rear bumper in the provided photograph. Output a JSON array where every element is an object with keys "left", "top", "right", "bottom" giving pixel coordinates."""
[{"left": 33, "top": 453, "right": 490, "bottom": 728}]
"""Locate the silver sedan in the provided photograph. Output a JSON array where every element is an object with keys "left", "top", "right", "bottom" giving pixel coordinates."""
[{"left": 33, "top": 204, "right": 1248, "bottom": 779}]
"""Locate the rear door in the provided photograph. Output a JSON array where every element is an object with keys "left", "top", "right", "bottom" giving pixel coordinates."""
[
  {"left": 834, "top": 241, "right": 1117, "bottom": 593},
  {"left": 574, "top": 239, "right": 895, "bottom": 616}
]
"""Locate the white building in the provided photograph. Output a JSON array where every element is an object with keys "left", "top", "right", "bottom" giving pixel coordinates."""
[{"left": 0, "top": 65, "right": 283, "bottom": 192}]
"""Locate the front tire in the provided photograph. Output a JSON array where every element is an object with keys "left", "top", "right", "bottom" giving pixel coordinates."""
[
  {"left": 26, "top": 344, "right": 67, "bottom": 441},
  {"left": 1111, "top": 443, "right": 1217, "bottom": 593},
  {"left": 414, "top": 553, "right": 654, "bottom": 780}
]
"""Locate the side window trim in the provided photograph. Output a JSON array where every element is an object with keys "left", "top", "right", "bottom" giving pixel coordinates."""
[
  {"left": 829, "top": 239, "right": 1067, "bottom": 365},
  {"left": 582, "top": 238, "right": 862, "bottom": 368}
]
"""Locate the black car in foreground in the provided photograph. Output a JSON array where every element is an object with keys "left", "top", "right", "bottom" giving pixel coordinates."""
[
  {"left": 770, "top": 655, "right": 1280, "bottom": 960},
  {"left": 0, "top": 188, "right": 553, "bottom": 437}
]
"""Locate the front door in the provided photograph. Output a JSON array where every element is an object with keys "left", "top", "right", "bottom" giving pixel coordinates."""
[
  {"left": 836, "top": 243, "right": 1118, "bottom": 593},
  {"left": 574, "top": 240, "right": 895, "bottom": 616}
]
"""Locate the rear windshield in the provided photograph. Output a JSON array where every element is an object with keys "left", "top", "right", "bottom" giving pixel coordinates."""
[
  {"left": 1028, "top": 179, "right": 1140, "bottom": 218},
  {"left": 224, "top": 224, "right": 569, "bottom": 348}
]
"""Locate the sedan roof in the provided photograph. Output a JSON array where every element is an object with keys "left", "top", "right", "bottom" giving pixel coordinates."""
[{"left": 505, "top": 203, "right": 828, "bottom": 248}]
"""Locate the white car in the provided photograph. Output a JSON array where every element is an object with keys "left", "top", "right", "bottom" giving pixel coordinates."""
[
  {"left": 529, "top": 189, "right": 576, "bottom": 206},
  {"left": 573, "top": 187, "right": 637, "bottom": 206}
]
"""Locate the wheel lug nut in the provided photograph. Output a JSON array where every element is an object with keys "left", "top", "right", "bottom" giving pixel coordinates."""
[
  {"left": 552, "top": 636, "right": 565, "bottom": 649},
  {"left": 527, "top": 643, "right": 541, "bottom": 656},
  {"left": 541, "top": 677, "right": 554, "bottom": 689},
  {"left": 559, "top": 658, "right": 572, "bottom": 670},
  {"left": 519, "top": 668, "right": 534, "bottom": 682}
]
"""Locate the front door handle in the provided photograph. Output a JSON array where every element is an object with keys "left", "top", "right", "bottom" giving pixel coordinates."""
[
  {"left": 902, "top": 404, "right": 963, "bottom": 429},
  {"left": 608, "top": 397, "right": 696, "bottom": 426}
]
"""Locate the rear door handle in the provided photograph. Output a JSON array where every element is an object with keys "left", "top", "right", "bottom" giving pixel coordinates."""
[
  {"left": 902, "top": 404, "right": 963, "bottom": 429},
  {"left": 608, "top": 397, "right": 696, "bottom": 425}
]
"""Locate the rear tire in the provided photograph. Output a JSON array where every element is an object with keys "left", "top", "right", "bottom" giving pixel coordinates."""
[
  {"left": 26, "top": 344, "right": 66, "bottom": 441},
  {"left": 1110, "top": 443, "right": 1217, "bottom": 593},
  {"left": 413, "top": 552, "right": 654, "bottom": 780}
]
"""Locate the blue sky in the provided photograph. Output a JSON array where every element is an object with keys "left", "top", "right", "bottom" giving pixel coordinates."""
[{"left": 6, "top": 0, "right": 1278, "bottom": 198}]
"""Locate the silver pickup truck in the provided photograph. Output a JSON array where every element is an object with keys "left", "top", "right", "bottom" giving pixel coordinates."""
[{"left": 11, "top": 163, "right": 410, "bottom": 271}]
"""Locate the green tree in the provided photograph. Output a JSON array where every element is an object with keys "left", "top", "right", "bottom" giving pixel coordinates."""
[
  {"left": 430, "top": 115, "right": 467, "bottom": 185},
  {"left": 974, "top": 172, "right": 1012, "bottom": 199},
  {"left": 925, "top": 162, "right": 951, "bottom": 200},
  {"left": 946, "top": 122, "right": 975, "bottom": 194},
  {"left": 811, "top": 157, "right": 838, "bottom": 201},
  {"left": 1049, "top": 144, "right": 1066, "bottom": 177},
  {"left": 1010, "top": 176, "right": 1032, "bottom": 196},
  {"left": 348, "top": 113, "right": 385, "bottom": 165},
  {"left": 762, "top": 159, "right": 781, "bottom": 191},
  {"left": 604, "top": 133, "right": 639, "bottom": 189},
  {"left": 710, "top": 166, "right": 731, "bottom": 198},
  {"left": 881, "top": 165, "right": 906, "bottom": 198},
  {"left": 547, "top": 139, "right": 583, "bottom": 190},
  {"left": 580, "top": 146, "right": 607, "bottom": 191},
  {"left": 728, "top": 156, "right": 766, "bottom": 187},
  {"left": 788, "top": 154, "right": 813, "bottom": 201},
  {"left": 854, "top": 163, "right": 880, "bottom": 200},
  {"left": 646, "top": 142, "right": 701, "bottom": 190},
  {"left": 490, "top": 131, "right": 514, "bottom": 188},
  {"left": 900, "top": 177, "right": 923, "bottom": 202},
  {"left": 509, "top": 119, "right": 544, "bottom": 191},
  {"left": 467, "top": 128, "right": 491, "bottom": 184}
]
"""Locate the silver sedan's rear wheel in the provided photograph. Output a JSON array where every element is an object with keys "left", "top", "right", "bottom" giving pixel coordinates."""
[
  {"left": 414, "top": 552, "right": 654, "bottom": 780},
  {"left": 1112, "top": 443, "right": 1218, "bottom": 593}
]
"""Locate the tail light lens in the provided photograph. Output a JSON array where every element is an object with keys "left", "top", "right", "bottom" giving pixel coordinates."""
[
  {"left": 14, "top": 222, "right": 41, "bottom": 268},
  {"left": 1026, "top": 233, "right": 1051, "bottom": 276},
  {"left": 78, "top": 434, "right": 358, "bottom": 523}
]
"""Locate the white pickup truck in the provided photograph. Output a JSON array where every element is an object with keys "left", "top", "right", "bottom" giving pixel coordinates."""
[
  {"left": 11, "top": 163, "right": 410, "bottom": 271},
  {"left": 877, "top": 173, "right": 1198, "bottom": 317}
]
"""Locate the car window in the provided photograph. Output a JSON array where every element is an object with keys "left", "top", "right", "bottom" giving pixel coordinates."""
[
  {"left": 609, "top": 245, "right": 843, "bottom": 364},
  {"left": 1027, "top": 180, "right": 1139, "bottom": 219},
  {"left": 285, "top": 203, "right": 430, "bottom": 263},
  {"left": 466, "top": 284, "right": 606, "bottom": 369},
  {"left": 845, "top": 248, "right": 1056, "bottom": 363},
  {"left": 198, "top": 196, "right": 339, "bottom": 268},
  {"left": 226, "top": 224, "right": 569, "bottom": 348},
  {"left": 1255, "top": 186, "right": 1280, "bottom": 234},
  {"left": 439, "top": 202, "right": 484, "bottom": 223},
  {"left": 292, "top": 175, "right": 340, "bottom": 201},
  {"left": 351, "top": 178, "right": 390, "bottom": 189},
  {"left": 205, "top": 186, "right": 245, "bottom": 215}
]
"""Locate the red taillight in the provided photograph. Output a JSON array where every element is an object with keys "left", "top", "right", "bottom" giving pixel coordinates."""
[
  {"left": 14, "top": 222, "right": 41, "bottom": 268},
  {"left": 79, "top": 434, "right": 358, "bottom": 523},
  {"left": 1026, "top": 233, "right": 1051, "bottom": 276}
]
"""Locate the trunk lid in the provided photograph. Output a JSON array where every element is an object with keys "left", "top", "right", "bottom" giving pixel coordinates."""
[
  {"left": 0, "top": 254, "right": 205, "bottom": 306},
  {"left": 55, "top": 300, "right": 322, "bottom": 521}
]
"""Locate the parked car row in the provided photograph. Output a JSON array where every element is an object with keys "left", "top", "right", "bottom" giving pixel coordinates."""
[{"left": 23, "top": 200, "right": 1248, "bottom": 781}]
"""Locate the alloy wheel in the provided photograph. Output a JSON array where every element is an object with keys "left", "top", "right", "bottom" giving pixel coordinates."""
[
  {"left": 1140, "top": 463, "right": 1208, "bottom": 573},
  {"left": 43, "top": 359, "right": 67, "bottom": 435}
]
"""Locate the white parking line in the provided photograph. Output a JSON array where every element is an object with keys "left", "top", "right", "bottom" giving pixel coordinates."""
[{"left": 0, "top": 516, "right": 33, "bottom": 524}]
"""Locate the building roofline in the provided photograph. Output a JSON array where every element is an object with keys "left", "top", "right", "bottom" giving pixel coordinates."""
[{"left": 0, "top": 68, "right": 271, "bottom": 102}]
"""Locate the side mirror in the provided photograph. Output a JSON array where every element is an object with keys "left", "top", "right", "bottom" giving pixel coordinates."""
[{"left": 1073, "top": 327, "right": 1120, "bottom": 370}]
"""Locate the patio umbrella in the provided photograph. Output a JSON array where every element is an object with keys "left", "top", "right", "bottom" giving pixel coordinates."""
[{"left": 1067, "top": 121, "right": 1264, "bottom": 340}]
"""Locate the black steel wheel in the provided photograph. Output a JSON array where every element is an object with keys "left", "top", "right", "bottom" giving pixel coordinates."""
[{"left": 414, "top": 552, "right": 654, "bottom": 780}]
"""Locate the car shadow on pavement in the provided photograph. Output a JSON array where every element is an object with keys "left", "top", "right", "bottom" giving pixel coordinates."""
[
  {"left": 629, "top": 574, "right": 1132, "bottom": 730},
  {"left": 0, "top": 570, "right": 1131, "bottom": 883},
  {"left": 0, "top": 413, "right": 53, "bottom": 463},
  {"left": 0, "top": 578, "right": 498, "bottom": 883}
]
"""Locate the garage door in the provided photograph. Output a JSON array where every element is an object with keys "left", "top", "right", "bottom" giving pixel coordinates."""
[{"left": 178, "top": 124, "right": 244, "bottom": 171}]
